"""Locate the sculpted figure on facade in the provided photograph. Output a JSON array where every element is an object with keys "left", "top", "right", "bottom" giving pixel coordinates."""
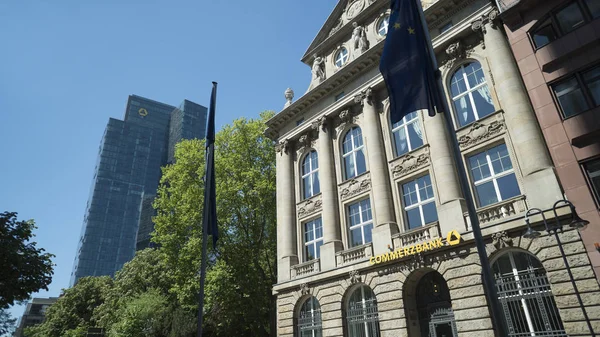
[
  {"left": 311, "top": 54, "right": 326, "bottom": 83},
  {"left": 352, "top": 22, "right": 369, "bottom": 52},
  {"left": 284, "top": 88, "right": 294, "bottom": 108}
]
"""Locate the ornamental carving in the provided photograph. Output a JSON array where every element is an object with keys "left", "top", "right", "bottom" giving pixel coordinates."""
[
  {"left": 441, "top": 40, "right": 477, "bottom": 69},
  {"left": 297, "top": 196, "right": 323, "bottom": 219},
  {"left": 340, "top": 176, "right": 371, "bottom": 200},
  {"left": 329, "top": 18, "right": 343, "bottom": 37},
  {"left": 471, "top": 7, "right": 501, "bottom": 48},
  {"left": 354, "top": 87, "right": 373, "bottom": 106},
  {"left": 345, "top": 0, "right": 365, "bottom": 21},
  {"left": 457, "top": 119, "right": 505, "bottom": 150},
  {"left": 300, "top": 283, "right": 310, "bottom": 296},
  {"left": 391, "top": 153, "right": 430, "bottom": 178},
  {"left": 311, "top": 116, "right": 328, "bottom": 132},
  {"left": 492, "top": 231, "right": 513, "bottom": 249},
  {"left": 349, "top": 270, "right": 361, "bottom": 284},
  {"left": 275, "top": 139, "right": 290, "bottom": 155}
]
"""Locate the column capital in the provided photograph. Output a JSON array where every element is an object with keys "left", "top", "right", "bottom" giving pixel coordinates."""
[
  {"left": 353, "top": 86, "right": 374, "bottom": 106},
  {"left": 471, "top": 7, "right": 500, "bottom": 35},
  {"left": 311, "top": 116, "right": 328, "bottom": 132},
  {"left": 275, "top": 139, "right": 291, "bottom": 155}
]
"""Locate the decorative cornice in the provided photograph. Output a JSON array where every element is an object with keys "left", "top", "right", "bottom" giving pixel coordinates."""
[{"left": 457, "top": 113, "right": 506, "bottom": 150}]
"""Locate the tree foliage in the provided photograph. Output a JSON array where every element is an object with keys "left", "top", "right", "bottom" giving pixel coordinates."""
[
  {"left": 153, "top": 111, "right": 277, "bottom": 336},
  {"left": 25, "top": 276, "right": 112, "bottom": 337},
  {"left": 0, "top": 212, "right": 54, "bottom": 309},
  {"left": 0, "top": 308, "right": 17, "bottom": 336}
]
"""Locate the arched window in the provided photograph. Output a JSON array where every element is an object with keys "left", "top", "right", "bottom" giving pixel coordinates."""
[
  {"left": 297, "top": 296, "right": 322, "bottom": 337},
  {"left": 302, "top": 151, "right": 320, "bottom": 199},
  {"left": 450, "top": 62, "right": 495, "bottom": 127},
  {"left": 391, "top": 111, "right": 423, "bottom": 157},
  {"left": 346, "top": 285, "right": 380, "bottom": 337},
  {"left": 377, "top": 15, "right": 390, "bottom": 36},
  {"left": 342, "top": 127, "right": 366, "bottom": 180},
  {"left": 492, "top": 251, "right": 567, "bottom": 337}
]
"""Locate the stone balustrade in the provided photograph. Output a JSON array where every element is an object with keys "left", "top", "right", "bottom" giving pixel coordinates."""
[
  {"left": 464, "top": 195, "right": 528, "bottom": 229},
  {"left": 291, "top": 259, "right": 320, "bottom": 279},
  {"left": 392, "top": 222, "right": 441, "bottom": 248},
  {"left": 336, "top": 243, "right": 373, "bottom": 267}
]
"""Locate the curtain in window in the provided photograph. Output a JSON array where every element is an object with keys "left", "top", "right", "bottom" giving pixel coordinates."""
[{"left": 476, "top": 76, "right": 493, "bottom": 106}]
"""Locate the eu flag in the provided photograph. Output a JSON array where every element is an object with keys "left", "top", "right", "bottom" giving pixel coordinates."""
[
  {"left": 379, "top": 0, "right": 440, "bottom": 125},
  {"left": 202, "top": 82, "right": 218, "bottom": 248}
]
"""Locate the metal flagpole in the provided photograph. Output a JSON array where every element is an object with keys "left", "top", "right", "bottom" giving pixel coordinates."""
[{"left": 414, "top": 1, "right": 507, "bottom": 335}]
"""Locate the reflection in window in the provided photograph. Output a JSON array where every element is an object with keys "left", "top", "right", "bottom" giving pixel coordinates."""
[
  {"left": 468, "top": 144, "right": 520, "bottom": 207},
  {"left": 532, "top": 19, "right": 557, "bottom": 48},
  {"left": 335, "top": 47, "right": 349, "bottom": 68},
  {"left": 583, "top": 159, "right": 600, "bottom": 205},
  {"left": 556, "top": 2, "right": 585, "bottom": 34},
  {"left": 584, "top": 0, "right": 600, "bottom": 18},
  {"left": 302, "top": 151, "right": 320, "bottom": 199},
  {"left": 531, "top": 0, "right": 597, "bottom": 49},
  {"left": 304, "top": 218, "right": 323, "bottom": 261},
  {"left": 342, "top": 127, "right": 367, "bottom": 180},
  {"left": 552, "top": 64, "right": 600, "bottom": 118},
  {"left": 391, "top": 111, "right": 423, "bottom": 157},
  {"left": 450, "top": 62, "right": 495, "bottom": 127},
  {"left": 493, "top": 251, "right": 567, "bottom": 337},
  {"left": 402, "top": 175, "right": 438, "bottom": 230},
  {"left": 298, "top": 296, "right": 322, "bottom": 337},
  {"left": 346, "top": 285, "right": 381, "bottom": 337},
  {"left": 347, "top": 199, "right": 373, "bottom": 247}
]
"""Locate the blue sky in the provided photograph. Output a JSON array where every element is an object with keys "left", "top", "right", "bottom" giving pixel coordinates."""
[{"left": 0, "top": 0, "right": 338, "bottom": 323}]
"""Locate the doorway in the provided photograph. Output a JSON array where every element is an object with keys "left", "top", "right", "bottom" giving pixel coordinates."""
[{"left": 415, "top": 271, "right": 458, "bottom": 337}]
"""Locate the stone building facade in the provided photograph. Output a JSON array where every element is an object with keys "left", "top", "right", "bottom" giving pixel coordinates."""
[
  {"left": 266, "top": 0, "right": 600, "bottom": 336},
  {"left": 497, "top": 0, "right": 600, "bottom": 278}
]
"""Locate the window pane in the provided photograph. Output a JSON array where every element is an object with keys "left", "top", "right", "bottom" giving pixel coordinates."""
[
  {"left": 472, "top": 85, "right": 495, "bottom": 119},
  {"left": 315, "top": 219, "right": 323, "bottom": 239},
  {"left": 306, "top": 244, "right": 315, "bottom": 260},
  {"left": 497, "top": 173, "right": 521, "bottom": 200},
  {"left": 406, "top": 208, "right": 423, "bottom": 229},
  {"left": 584, "top": 0, "right": 600, "bottom": 19},
  {"left": 355, "top": 149, "right": 367, "bottom": 176},
  {"left": 353, "top": 128, "right": 363, "bottom": 147},
  {"left": 408, "top": 121, "right": 424, "bottom": 150},
  {"left": 465, "top": 62, "right": 484, "bottom": 88},
  {"left": 350, "top": 228, "right": 363, "bottom": 246},
  {"left": 403, "top": 181, "right": 418, "bottom": 206},
  {"left": 554, "top": 77, "right": 589, "bottom": 117},
  {"left": 584, "top": 159, "right": 600, "bottom": 202},
  {"left": 450, "top": 68, "right": 467, "bottom": 96},
  {"left": 532, "top": 21, "right": 557, "bottom": 48},
  {"left": 476, "top": 181, "right": 499, "bottom": 207},
  {"left": 393, "top": 127, "right": 409, "bottom": 156},
  {"left": 453, "top": 96, "right": 476, "bottom": 127},
  {"left": 344, "top": 155, "right": 356, "bottom": 180},
  {"left": 469, "top": 152, "right": 491, "bottom": 182},
  {"left": 312, "top": 172, "right": 320, "bottom": 195},
  {"left": 583, "top": 66, "right": 600, "bottom": 106},
  {"left": 363, "top": 223, "right": 373, "bottom": 244},
  {"left": 303, "top": 177, "right": 312, "bottom": 199},
  {"left": 305, "top": 223, "right": 314, "bottom": 242},
  {"left": 315, "top": 240, "right": 323, "bottom": 259},
  {"left": 556, "top": 2, "right": 585, "bottom": 34},
  {"left": 422, "top": 201, "right": 438, "bottom": 224}
]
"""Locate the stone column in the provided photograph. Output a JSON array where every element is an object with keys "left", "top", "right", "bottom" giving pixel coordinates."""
[
  {"left": 276, "top": 140, "right": 298, "bottom": 282},
  {"left": 473, "top": 9, "right": 562, "bottom": 209},
  {"left": 312, "top": 117, "right": 343, "bottom": 271},
  {"left": 357, "top": 88, "right": 398, "bottom": 255},
  {"left": 423, "top": 112, "right": 467, "bottom": 235}
]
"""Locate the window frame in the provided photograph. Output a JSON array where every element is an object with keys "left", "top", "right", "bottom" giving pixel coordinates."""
[
  {"left": 400, "top": 173, "right": 438, "bottom": 230},
  {"left": 334, "top": 47, "right": 349, "bottom": 68},
  {"left": 342, "top": 126, "right": 367, "bottom": 180},
  {"left": 449, "top": 61, "right": 495, "bottom": 128},
  {"left": 297, "top": 296, "right": 322, "bottom": 337},
  {"left": 376, "top": 15, "right": 390, "bottom": 37},
  {"left": 391, "top": 111, "right": 423, "bottom": 157},
  {"left": 347, "top": 198, "right": 373, "bottom": 247},
  {"left": 529, "top": 0, "right": 598, "bottom": 50},
  {"left": 466, "top": 143, "right": 521, "bottom": 208},
  {"left": 301, "top": 150, "right": 320, "bottom": 200},
  {"left": 303, "top": 217, "right": 324, "bottom": 262},
  {"left": 550, "top": 63, "right": 600, "bottom": 119},
  {"left": 582, "top": 156, "right": 600, "bottom": 208}
]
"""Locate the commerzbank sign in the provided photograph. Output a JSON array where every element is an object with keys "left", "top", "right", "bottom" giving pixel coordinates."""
[{"left": 369, "top": 229, "right": 462, "bottom": 265}]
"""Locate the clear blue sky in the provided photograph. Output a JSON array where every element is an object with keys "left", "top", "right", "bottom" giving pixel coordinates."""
[{"left": 0, "top": 0, "right": 338, "bottom": 324}]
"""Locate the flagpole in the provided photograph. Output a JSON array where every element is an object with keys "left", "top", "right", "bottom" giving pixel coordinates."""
[
  {"left": 414, "top": 1, "right": 507, "bottom": 335},
  {"left": 197, "top": 82, "right": 218, "bottom": 337}
]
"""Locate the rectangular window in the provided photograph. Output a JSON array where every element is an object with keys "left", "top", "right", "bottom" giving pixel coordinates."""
[
  {"left": 304, "top": 218, "right": 323, "bottom": 261},
  {"left": 347, "top": 199, "right": 373, "bottom": 247},
  {"left": 531, "top": 0, "right": 596, "bottom": 49},
  {"left": 468, "top": 144, "right": 521, "bottom": 207},
  {"left": 402, "top": 174, "right": 438, "bottom": 230},
  {"left": 440, "top": 21, "right": 453, "bottom": 34},
  {"left": 583, "top": 159, "right": 600, "bottom": 205},
  {"left": 335, "top": 92, "right": 345, "bottom": 101},
  {"left": 296, "top": 118, "right": 305, "bottom": 126},
  {"left": 552, "top": 64, "right": 600, "bottom": 118}
]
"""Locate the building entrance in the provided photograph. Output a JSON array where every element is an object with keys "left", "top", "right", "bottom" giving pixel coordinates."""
[{"left": 416, "top": 271, "right": 458, "bottom": 337}]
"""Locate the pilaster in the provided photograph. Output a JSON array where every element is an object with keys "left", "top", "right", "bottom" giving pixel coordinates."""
[{"left": 276, "top": 140, "right": 298, "bottom": 282}]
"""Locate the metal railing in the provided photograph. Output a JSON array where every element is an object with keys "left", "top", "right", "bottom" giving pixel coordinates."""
[
  {"left": 298, "top": 309, "right": 322, "bottom": 337},
  {"left": 346, "top": 298, "right": 380, "bottom": 337}
]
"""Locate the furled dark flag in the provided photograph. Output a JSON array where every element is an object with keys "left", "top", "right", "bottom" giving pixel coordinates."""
[
  {"left": 202, "top": 82, "right": 218, "bottom": 248},
  {"left": 379, "top": 0, "right": 441, "bottom": 125}
]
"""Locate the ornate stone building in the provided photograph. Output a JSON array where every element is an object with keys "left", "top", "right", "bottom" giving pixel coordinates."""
[{"left": 266, "top": 0, "right": 600, "bottom": 336}]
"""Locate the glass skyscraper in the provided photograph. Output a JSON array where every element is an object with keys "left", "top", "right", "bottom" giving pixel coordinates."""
[{"left": 71, "top": 95, "right": 207, "bottom": 285}]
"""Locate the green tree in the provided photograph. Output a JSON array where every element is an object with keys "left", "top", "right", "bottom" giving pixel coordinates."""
[
  {"left": 153, "top": 112, "right": 277, "bottom": 336},
  {"left": 25, "top": 276, "right": 112, "bottom": 337},
  {"left": 107, "top": 288, "right": 169, "bottom": 337},
  {"left": 0, "top": 212, "right": 54, "bottom": 308},
  {"left": 0, "top": 308, "right": 17, "bottom": 336}
]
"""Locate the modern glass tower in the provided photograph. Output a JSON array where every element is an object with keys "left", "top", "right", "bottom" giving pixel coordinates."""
[{"left": 71, "top": 95, "right": 207, "bottom": 285}]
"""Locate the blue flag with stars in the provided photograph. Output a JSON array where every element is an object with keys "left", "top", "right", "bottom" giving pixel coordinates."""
[{"left": 379, "top": 0, "right": 440, "bottom": 125}]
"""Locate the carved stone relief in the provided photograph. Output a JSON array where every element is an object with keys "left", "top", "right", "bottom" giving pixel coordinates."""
[
  {"left": 345, "top": 0, "right": 365, "bottom": 21},
  {"left": 471, "top": 7, "right": 501, "bottom": 48},
  {"left": 311, "top": 116, "right": 328, "bottom": 132},
  {"left": 297, "top": 195, "right": 323, "bottom": 219},
  {"left": 329, "top": 18, "right": 343, "bottom": 37},
  {"left": 275, "top": 139, "right": 291, "bottom": 155},
  {"left": 339, "top": 175, "right": 371, "bottom": 200},
  {"left": 353, "top": 87, "right": 373, "bottom": 106},
  {"left": 457, "top": 115, "right": 506, "bottom": 150},
  {"left": 492, "top": 231, "right": 513, "bottom": 249},
  {"left": 391, "top": 148, "right": 431, "bottom": 178},
  {"left": 349, "top": 270, "right": 361, "bottom": 284},
  {"left": 441, "top": 40, "right": 477, "bottom": 70},
  {"left": 300, "top": 283, "right": 310, "bottom": 296}
]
